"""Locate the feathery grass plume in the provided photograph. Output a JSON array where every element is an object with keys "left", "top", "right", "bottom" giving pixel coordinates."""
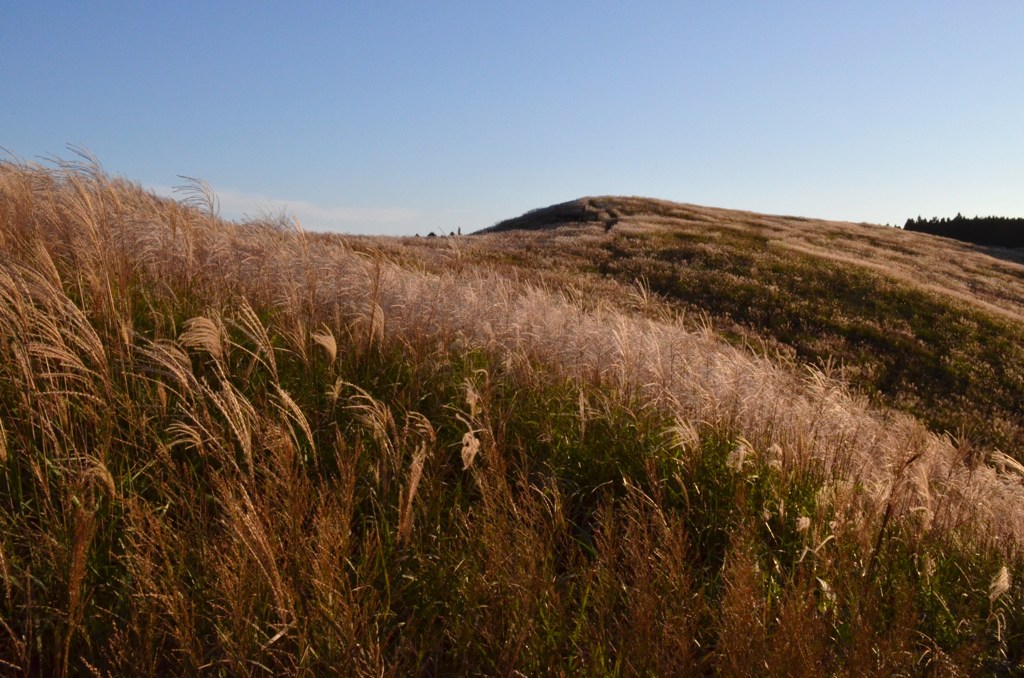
[
  {"left": 990, "top": 565, "right": 1011, "bottom": 602},
  {"left": 311, "top": 327, "right": 337, "bottom": 366},
  {"left": 231, "top": 299, "right": 279, "bottom": 383},
  {"left": 173, "top": 175, "right": 220, "bottom": 219},
  {"left": 208, "top": 380, "right": 258, "bottom": 479},
  {"left": 464, "top": 376, "right": 481, "bottom": 419},
  {"left": 178, "top": 315, "right": 225, "bottom": 363},
  {"left": 670, "top": 417, "right": 700, "bottom": 453},
  {"left": 137, "top": 338, "right": 199, "bottom": 401},
  {"left": 461, "top": 431, "right": 481, "bottom": 470},
  {"left": 273, "top": 384, "right": 316, "bottom": 462},
  {"left": 397, "top": 443, "right": 428, "bottom": 544},
  {"left": 62, "top": 504, "right": 98, "bottom": 678},
  {"left": 82, "top": 456, "right": 117, "bottom": 503},
  {"left": 991, "top": 451, "right": 1024, "bottom": 478},
  {"left": 357, "top": 254, "right": 388, "bottom": 354},
  {"left": 727, "top": 438, "right": 752, "bottom": 473},
  {"left": 345, "top": 384, "right": 397, "bottom": 456}
]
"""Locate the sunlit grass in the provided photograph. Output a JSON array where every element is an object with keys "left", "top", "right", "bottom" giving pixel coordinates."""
[{"left": 1, "top": 158, "right": 1023, "bottom": 674}]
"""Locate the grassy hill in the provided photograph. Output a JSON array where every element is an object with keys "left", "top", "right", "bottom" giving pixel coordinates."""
[
  {"left": 2, "top": 158, "right": 1024, "bottom": 674},
  {"left": 475, "top": 197, "right": 1024, "bottom": 459}
]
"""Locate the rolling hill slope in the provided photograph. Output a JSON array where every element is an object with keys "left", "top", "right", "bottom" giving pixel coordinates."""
[
  {"left": 471, "top": 196, "right": 1024, "bottom": 459},
  {"left": 2, "top": 159, "right": 1024, "bottom": 674}
]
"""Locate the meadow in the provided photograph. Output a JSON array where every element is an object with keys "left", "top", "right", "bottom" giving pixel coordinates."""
[{"left": 1, "top": 157, "right": 1023, "bottom": 674}]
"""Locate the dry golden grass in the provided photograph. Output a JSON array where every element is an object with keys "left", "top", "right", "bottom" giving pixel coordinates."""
[
  {"left": 1, "top": 156, "right": 1023, "bottom": 673},
  {"left": 467, "top": 197, "right": 1024, "bottom": 460}
]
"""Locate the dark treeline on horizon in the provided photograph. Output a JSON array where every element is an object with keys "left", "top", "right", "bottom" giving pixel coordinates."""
[{"left": 904, "top": 214, "right": 1024, "bottom": 248}]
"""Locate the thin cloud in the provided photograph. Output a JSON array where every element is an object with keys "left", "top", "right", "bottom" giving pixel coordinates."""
[
  {"left": 220, "top": 189, "right": 417, "bottom": 228},
  {"left": 146, "top": 184, "right": 418, "bottom": 232}
]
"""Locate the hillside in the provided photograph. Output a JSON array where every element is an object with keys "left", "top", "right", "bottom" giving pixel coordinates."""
[
  {"left": 471, "top": 197, "right": 1024, "bottom": 460},
  {"left": 2, "top": 159, "right": 1024, "bottom": 674}
]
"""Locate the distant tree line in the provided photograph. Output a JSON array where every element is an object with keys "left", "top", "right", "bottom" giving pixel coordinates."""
[{"left": 904, "top": 214, "right": 1024, "bottom": 247}]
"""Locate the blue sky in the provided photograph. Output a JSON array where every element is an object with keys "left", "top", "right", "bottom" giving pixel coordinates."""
[{"left": 4, "top": 2, "right": 1023, "bottom": 234}]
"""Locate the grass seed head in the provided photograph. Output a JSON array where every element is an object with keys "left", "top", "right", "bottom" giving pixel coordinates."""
[
  {"left": 461, "top": 431, "right": 481, "bottom": 470},
  {"left": 990, "top": 565, "right": 1011, "bottom": 602}
]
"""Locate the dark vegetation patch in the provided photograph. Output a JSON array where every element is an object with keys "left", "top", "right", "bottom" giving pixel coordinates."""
[
  {"left": 594, "top": 229, "right": 1024, "bottom": 456},
  {"left": 479, "top": 198, "right": 620, "bottom": 233},
  {"left": 906, "top": 214, "right": 1024, "bottom": 248}
]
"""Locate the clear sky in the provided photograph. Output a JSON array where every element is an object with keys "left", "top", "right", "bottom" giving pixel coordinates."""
[{"left": 4, "top": 2, "right": 1023, "bottom": 234}]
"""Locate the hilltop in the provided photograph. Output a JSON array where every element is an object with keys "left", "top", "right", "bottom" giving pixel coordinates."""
[
  {"left": 1, "top": 159, "right": 1023, "bottom": 674},
  {"left": 478, "top": 197, "right": 623, "bottom": 232}
]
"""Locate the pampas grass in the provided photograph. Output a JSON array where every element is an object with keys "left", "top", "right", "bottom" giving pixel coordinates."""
[{"left": 0, "top": 155, "right": 1022, "bottom": 673}]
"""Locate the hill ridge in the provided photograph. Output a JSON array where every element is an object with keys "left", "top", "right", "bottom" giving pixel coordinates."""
[
  {"left": 478, "top": 197, "right": 621, "bottom": 233},
  {"left": 477, "top": 195, "right": 867, "bottom": 235}
]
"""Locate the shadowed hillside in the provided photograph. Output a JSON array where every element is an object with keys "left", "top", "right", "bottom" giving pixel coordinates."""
[
  {"left": 2, "top": 158, "right": 1024, "bottom": 674},
  {"left": 481, "top": 198, "right": 621, "bottom": 232}
]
